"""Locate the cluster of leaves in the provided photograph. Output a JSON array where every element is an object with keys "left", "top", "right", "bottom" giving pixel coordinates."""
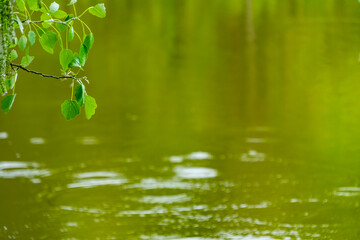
[{"left": 0, "top": 0, "right": 106, "bottom": 120}]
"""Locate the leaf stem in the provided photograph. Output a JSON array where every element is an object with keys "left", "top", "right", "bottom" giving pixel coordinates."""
[
  {"left": 73, "top": 3, "right": 77, "bottom": 17},
  {"left": 78, "top": 7, "right": 92, "bottom": 18},
  {"left": 41, "top": 2, "right": 49, "bottom": 12},
  {"left": 73, "top": 29, "right": 82, "bottom": 43},
  {"left": 71, "top": 79, "right": 74, "bottom": 100},
  {"left": 78, "top": 19, "right": 91, "bottom": 33}
]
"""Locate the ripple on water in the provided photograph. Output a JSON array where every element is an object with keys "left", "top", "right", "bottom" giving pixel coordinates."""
[
  {"left": 29, "top": 137, "right": 45, "bottom": 145},
  {"left": 67, "top": 171, "right": 128, "bottom": 189},
  {"left": 0, "top": 132, "right": 8, "bottom": 139},
  {"left": 140, "top": 194, "right": 191, "bottom": 204},
  {"left": 165, "top": 152, "right": 213, "bottom": 163},
  {"left": 74, "top": 171, "right": 119, "bottom": 179},
  {"left": 174, "top": 166, "right": 218, "bottom": 179},
  {"left": 218, "top": 234, "right": 279, "bottom": 240},
  {"left": 246, "top": 138, "right": 267, "bottom": 143},
  {"left": 77, "top": 136, "right": 99, "bottom": 145},
  {"left": 0, "top": 161, "right": 50, "bottom": 180},
  {"left": 118, "top": 206, "right": 168, "bottom": 216},
  {"left": 125, "top": 178, "right": 210, "bottom": 190},
  {"left": 186, "top": 152, "right": 213, "bottom": 160},
  {"left": 141, "top": 237, "right": 220, "bottom": 240},
  {"left": 333, "top": 187, "right": 360, "bottom": 197},
  {"left": 167, "top": 156, "right": 185, "bottom": 163},
  {"left": 60, "top": 205, "right": 105, "bottom": 214},
  {"left": 235, "top": 201, "right": 271, "bottom": 209},
  {"left": 241, "top": 150, "right": 265, "bottom": 162}
]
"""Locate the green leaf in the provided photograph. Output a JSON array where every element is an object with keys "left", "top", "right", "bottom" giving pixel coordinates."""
[
  {"left": 83, "top": 33, "right": 94, "bottom": 51},
  {"left": 68, "top": 26, "right": 74, "bottom": 42},
  {"left": 18, "top": 35, "right": 27, "bottom": 51},
  {"left": 85, "top": 95, "right": 97, "bottom": 120},
  {"left": 61, "top": 100, "right": 80, "bottom": 120},
  {"left": 68, "top": 56, "right": 81, "bottom": 68},
  {"left": 56, "top": 22, "right": 67, "bottom": 32},
  {"left": 16, "top": 0, "right": 26, "bottom": 12},
  {"left": 41, "top": 13, "right": 52, "bottom": 28},
  {"left": 21, "top": 55, "right": 35, "bottom": 67},
  {"left": 15, "top": 16, "right": 24, "bottom": 33},
  {"left": 49, "top": 1, "right": 59, "bottom": 13},
  {"left": 9, "top": 50, "right": 18, "bottom": 61},
  {"left": 65, "top": 14, "right": 74, "bottom": 21},
  {"left": 5, "top": 74, "right": 17, "bottom": 91},
  {"left": 67, "top": 0, "right": 77, "bottom": 6},
  {"left": 53, "top": 10, "right": 67, "bottom": 19},
  {"left": 77, "top": 35, "right": 94, "bottom": 66},
  {"left": 28, "top": 31, "right": 36, "bottom": 46},
  {"left": 1, "top": 94, "right": 16, "bottom": 114},
  {"left": 59, "top": 49, "right": 74, "bottom": 71},
  {"left": 37, "top": 27, "right": 48, "bottom": 36},
  {"left": 39, "top": 30, "right": 57, "bottom": 54},
  {"left": 27, "top": 0, "right": 41, "bottom": 10},
  {"left": 79, "top": 44, "right": 88, "bottom": 66},
  {"left": 56, "top": 31, "right": 63, "bottom": 48},
  {"left": 75, "top": 84, "right": 85, "bottom": 106},
  {"left": 89, "top": 3, "right": 106, "bottom": 18},
  {"left": 9, "top": 37, "right": 18, "bottom": 49}
]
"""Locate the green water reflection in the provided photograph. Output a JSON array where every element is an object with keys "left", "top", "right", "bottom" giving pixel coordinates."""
[{"left": 1, "top": 0, "right": 360, "bottom": 239}]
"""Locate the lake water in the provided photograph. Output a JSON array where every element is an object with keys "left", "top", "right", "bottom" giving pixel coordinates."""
[{"left": 1, "top": 0, "right": 360, "bottom": 239}]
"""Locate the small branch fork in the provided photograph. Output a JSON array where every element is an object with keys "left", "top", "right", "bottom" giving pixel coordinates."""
[{"left": 10, "top": 63, "right": 74, "bottom": 80}]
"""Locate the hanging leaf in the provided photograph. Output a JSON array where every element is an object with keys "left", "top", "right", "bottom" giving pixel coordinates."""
[
  {"left": 59, "top": 49, "right": 74, "bottom": 71},
  {"left": 68, "top": 26, "right": 74, "bottom": 42},
  {"left": 5, "top": 74, "right": 18, "bottom": 91},
  {"left": 85, "top": 95, "right": 97, "bottom": 119},
  {"left": 79, "top": 44, "right": 88, "bottom": 66},
  {"left": 1, "top": 94, "right": 16, "bottom": 114},
  {"left": 56, "top": 22, "right": 67, "bottom": 32},
  {"left": 83, "top": 33, "right": 94, "bottom": 51},
  {"left": 68, "top": 53, "right": 82, "bottom": 68},
  {"left": 15, "top": 16, "right": 24, "bottom": 33},
  {"left": 89, "top": 3, "right": 106, "bottom": 18},
  {"left": 39, "top": 30, "right": 57, "bottom": 54},
  {"left": 9, "top": 50, "right": 18, "bottom": 61},
  {"left": 75, "top": 84, "right": 85, "bottom": 106},
  {"left": 28, "top": 31, "right": 36, "bottom": 46},
  {"left": 18, "top": 35, "right": 27, "bottom": 51},
  {"left": 49, "top": 1, "right": 59, "bottom": 13},
  {"left": 16, "top": 0, "right": 26, "bottom": 12},
  {"left": 27, "top": 0, "right": 41, "bottom": 10},
  {"left": 61, "top": 100, "right": 80, "bottom": 120},
  {"left": 21, "top": 55, "right": 35, "bottom": 67},
  {"left": 37, "top": 27, "right": 48, "bottom": 36},
  {"left": 53, "top": 10, "right": 67, "bottom": 19}
]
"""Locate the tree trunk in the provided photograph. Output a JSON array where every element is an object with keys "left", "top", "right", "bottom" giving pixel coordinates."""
[{"left": 0, "top": 0, "right": 15, "bottom": 95}]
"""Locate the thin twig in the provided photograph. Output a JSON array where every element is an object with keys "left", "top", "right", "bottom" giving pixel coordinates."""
[
  {"left": 10, "top": 63, "right": 74, "bottom": 80},
  {"left": 26, "top": 19, "right": 68, "bottom": 25},
  {"left": 17, "top": 18, "right": 78, "bottom": 26}
]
